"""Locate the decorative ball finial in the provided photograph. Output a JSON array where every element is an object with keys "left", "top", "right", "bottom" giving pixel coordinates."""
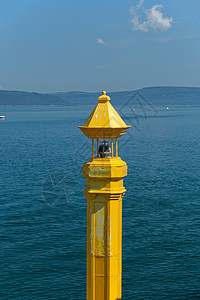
[{"left": 98, "top": 91, "right": 110, "bottom": 102}]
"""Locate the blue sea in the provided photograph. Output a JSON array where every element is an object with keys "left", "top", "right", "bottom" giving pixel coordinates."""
[{"left": 0, "top": 105, "right": 200, "bottom": 299}]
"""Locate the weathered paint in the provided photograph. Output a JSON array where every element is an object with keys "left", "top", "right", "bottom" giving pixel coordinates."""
[
  {"left": 83, "top": 158, "right": 127, "bottom": 300},
  {"left": 79, "top": 92, "right": 129, "bottom": 300},
  {"left": 85, "top": 184, "right": 123, "bottom": 300}
]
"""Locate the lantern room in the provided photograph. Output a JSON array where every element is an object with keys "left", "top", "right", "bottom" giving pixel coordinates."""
[{"left": 78, "top": 91, "right": 131, "bottom": 159}]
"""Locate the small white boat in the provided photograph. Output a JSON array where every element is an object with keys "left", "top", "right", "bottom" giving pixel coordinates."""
[
  {"left": 0, "top": 116, "right": 5, "bottom": 119},
  {"left": 166, "top": 107, "right": 169, "bottom": 110}
]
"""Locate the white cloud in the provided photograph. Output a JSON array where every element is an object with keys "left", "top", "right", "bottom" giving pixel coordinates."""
[
  {"left": 97, "top": 38, "right": 106, "bottom": 45},
  {"left": 130, "top": 1, "right": 173, "bottom": 32},
  {"left": 136, "top": 0, "right": 144, "bottom": 9}
]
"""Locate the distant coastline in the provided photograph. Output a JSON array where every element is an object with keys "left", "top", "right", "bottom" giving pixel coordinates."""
[{"left": 0, "top": 87, "right": 200, "bottom": 106}]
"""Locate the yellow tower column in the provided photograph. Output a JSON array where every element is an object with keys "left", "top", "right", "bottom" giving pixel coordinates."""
[{"left": 79, "top": 91, "right": 130, "bottom": 300}]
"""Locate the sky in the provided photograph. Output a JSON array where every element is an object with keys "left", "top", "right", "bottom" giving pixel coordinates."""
[{"left": 0, "top": 0, "right": 200, "bottom": 93}]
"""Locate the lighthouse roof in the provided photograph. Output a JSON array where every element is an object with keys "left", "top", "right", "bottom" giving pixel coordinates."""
[{"left": 79, "top": 91, "right": 130, "bottom": 138}]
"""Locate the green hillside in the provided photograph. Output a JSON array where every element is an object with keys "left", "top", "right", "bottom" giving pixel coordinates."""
[{"left": 0, "top": 87, "right": 200, "bottom": 106}]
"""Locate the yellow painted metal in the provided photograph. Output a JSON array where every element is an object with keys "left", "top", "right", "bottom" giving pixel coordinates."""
[
  {"left": 78, "top": 91, "right": 130, "bottom": 139},
  {"left": 111, "top": 139, "right": 114, "bottom": 158},
  {"left": 92, "top": 138, "right": 94, "bottom": 158},
  {"left": 79, "top": 91, "right": 130, "bottom": 300},
  {"left": 97, "top": 139, "right": 99, "bottom": 158},
  {"left": 115, "top": 139, "right": 118, "bottom": 158},
  {"left": 83, "top": 158, "right": 126, "bottom": 300}
]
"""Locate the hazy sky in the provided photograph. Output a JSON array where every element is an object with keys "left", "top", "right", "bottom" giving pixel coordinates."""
[{"left": 0, "top": 0, "right": 199, "bottom": 92}]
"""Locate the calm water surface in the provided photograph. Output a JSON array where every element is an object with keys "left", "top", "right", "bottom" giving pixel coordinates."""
[{"left": 0, "top": 106, "right": 200, "bottom": 299}]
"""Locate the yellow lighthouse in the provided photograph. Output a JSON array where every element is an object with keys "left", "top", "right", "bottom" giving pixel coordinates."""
[{"left": 79, "top": 91, "right": 130, "bottom": 300}]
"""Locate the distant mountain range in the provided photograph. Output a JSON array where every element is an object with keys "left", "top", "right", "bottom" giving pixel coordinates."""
[{"left": 0, "top": 87, "right": 200, "bottom": 106}]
